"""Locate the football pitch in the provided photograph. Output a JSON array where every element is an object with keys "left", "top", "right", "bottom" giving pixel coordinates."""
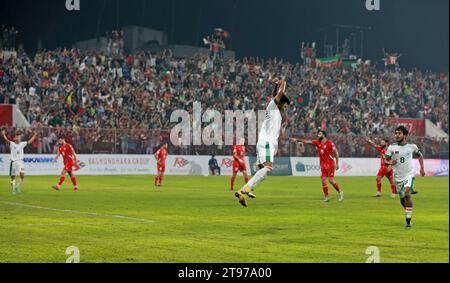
[{"left": 0, "top": 175, "right": 448, "bottom": 263}]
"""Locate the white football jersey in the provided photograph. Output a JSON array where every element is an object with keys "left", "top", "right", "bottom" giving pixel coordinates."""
[
  {"left": 10, "top": 142, "right": 28, "bottom": 162},
  {"left": 259, "top": 99, "right": 282, "bottom": 145},
  {"left": 385, "top": 143, "right": 421, "bottom": 181}
]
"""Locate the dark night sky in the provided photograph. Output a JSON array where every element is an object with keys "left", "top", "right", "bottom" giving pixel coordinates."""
[{"left": 0, "top": 0, "right": 448, "bottom": 72}]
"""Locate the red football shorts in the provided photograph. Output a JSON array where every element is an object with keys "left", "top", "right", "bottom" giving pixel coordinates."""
[
  {"left": 157, "top": 163, "right": 166, "bottom": 174},
  {"left": 377, "top": 166, "right": 393, "bottom": 179},
  {"left": 232, "top": 161, "right": 247, "bottom": 174},
  {"left": 63, "top": 162, "right": 75, "bottom": 172},
  {"left": 321, "top": 163, "right": 336, "bottom": 178}
]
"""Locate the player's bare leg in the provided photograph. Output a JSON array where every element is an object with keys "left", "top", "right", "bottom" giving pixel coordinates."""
[
  {"left": 329, "top": 177, "right": 344, "bottom": 202},
  {"left": 53, "top": 169, "right": 67, "bottom": 191},
  {"left": 401, "top": 188, "right": 413, "bottom": 227},
  {"left": 68, "top": 172, "right": 78, "bottom": 191}
]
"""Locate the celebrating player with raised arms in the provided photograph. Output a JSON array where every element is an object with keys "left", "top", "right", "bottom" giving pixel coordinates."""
[
  {"left": 154, "top": 143, "right": 168, "bottom": 187},
  {"left": 1, "top": 130, "right": 38, "bottom": 195},
  {"left": 230, "top": 138, "right": 249, "bottom": 191},
  {"left": 235, "top": 78, "right": 290, "bottom": 207},
  {"left": 366, "top": 137, "right": 397, "bottom": 198},
  {"left": 384, "top": 126, "right": 426, "bottom": 228},
  {"left": 291, "top": 130, "right": 344, "bottom": 202},
  {"left": 52, "top": 137, "right": 80, "bottom": 191}
]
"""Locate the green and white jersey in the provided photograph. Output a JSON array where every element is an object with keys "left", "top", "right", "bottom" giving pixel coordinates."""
[
  {"left": 10, "top": 142, "right": 28, "bottom": 162},
  {"left": 385, "top": 143, "right": 421, "bottom": 182}
]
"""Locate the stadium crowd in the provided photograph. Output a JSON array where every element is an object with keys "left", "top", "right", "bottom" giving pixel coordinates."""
[{"left": 0, "top": 45, "right": 448, "bottom": 158}]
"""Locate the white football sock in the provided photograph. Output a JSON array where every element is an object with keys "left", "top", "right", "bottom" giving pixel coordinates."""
[
  {"left": 17, "top": 178, "right": 23, "bottom": 189},
  {"left": 244, "top": 167, "right": 271, "bottom": 191}
]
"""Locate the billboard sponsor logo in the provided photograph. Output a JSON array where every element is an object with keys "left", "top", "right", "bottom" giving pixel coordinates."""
[
  {"left": 0, "top": 157, "right": 3, "bottom": 164},
  {"left": 295, "top": 162, "right": 321, "bottom": 172},
  {"left": 174, "top": 158, "right": 189, "bottom": 168},
  {"left": 221, "top": 158, "right": 233, "bottom": 168},
  {"left": 340, "top": 162, "right": 352, "bottom": 174},
  {"left": 296, "top": 162, "right": 306, "bottom": 172},
  {"left": 88, "top": 157, "right": 149, "bottom": 165},
  {"left": 24, "top": 157, "right": 54, "bottom": 163},
  {"left": 436, "top": 160, "right": 449, "bottom": 176}
]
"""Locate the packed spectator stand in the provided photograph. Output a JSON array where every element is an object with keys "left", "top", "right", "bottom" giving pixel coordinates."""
[{"left": 0, "top": 32, "right": 448, "bottom": 159}]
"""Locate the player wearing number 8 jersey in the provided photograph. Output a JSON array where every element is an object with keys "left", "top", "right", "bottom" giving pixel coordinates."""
[{"left": 385, "top": 126, "right": 426, "bottom": 228}]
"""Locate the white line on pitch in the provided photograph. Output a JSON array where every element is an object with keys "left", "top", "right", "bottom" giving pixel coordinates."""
[
  {"left": 2, "top": 221, "right": 151, "bottom": 227},
  {"left": 0, "top": 201, "right": 156, "bottom": 224}
]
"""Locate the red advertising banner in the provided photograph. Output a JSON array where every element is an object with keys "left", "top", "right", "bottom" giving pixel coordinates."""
[
  {"left": 0, "top": 105, "right": 13, "bottom": 126},
  {"left": 386, "top": 118, "right": 426, "bottom": 136}
]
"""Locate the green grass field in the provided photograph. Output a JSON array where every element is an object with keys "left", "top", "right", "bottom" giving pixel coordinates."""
[{"left": 0, "top": 175, "right": 448, "bottom": 263}]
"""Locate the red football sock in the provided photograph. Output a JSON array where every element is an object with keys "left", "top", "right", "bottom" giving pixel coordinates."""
[
  {"left": 159, "top": 175, "right": 164, "bottom": 185},
  {"left": 70, "top": 176, "right": 77, "bottom": 187},
  {"left": 155, "top": 176, "right": 159, "bottom": 185},
  {"left": 377, "top": 181, "right": 382, "bottom": 193},
  {"left": 231, "top": 175, "right": 236, "bottom": 189},
  {"left": 391, "top": 183, "right": 396, "bottom": 194},
  {"left": 323, "top": 185, "right": 329, "bottom": 198},
  {"left": 58, "top": 175, "right": 66, "bottom": 186},
  {"left": 332, "top": 183, "right": 341, "bottom": 193},
  {"left": 244, "top": 176, "right": 249, "bottom": 184}
]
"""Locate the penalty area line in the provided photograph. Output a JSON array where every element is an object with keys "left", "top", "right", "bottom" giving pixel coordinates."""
[{"left": 0, "top": 201, "right": 156, "bottom": 224}]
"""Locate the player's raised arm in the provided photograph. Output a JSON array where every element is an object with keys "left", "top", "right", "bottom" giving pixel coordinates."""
[
  {"left": 290, "top": 138, "right": 313, "bottom": 145},
  {"left": 1, "top": 130, "right": 11, "bottom": 144},
  {"left": 274, "top": 80, "right": 287, "bottom": 103},
  {"left": 270, "top": 78, "right": 280, "bottom": 98},
  {"left": 365, "top": 137, "right": 378, "bottom": 148},
  {"left": 27, "top": 132, "right": 38, "bottom": 145}
]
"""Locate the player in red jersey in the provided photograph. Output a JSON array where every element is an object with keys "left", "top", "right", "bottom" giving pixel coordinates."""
[
  {"left": 154, "top": 143, "right": 168, "bottom": 187},
  {"left": 52, "top": 138, "right": 79, "bottom": 191},
  {"left": 291, "top": 130, "right": 344, "bottom": 202},
  {"left": 366, "top": 137, "right": 396, "bottom": 198},
  {"left": 231, "top": 138, "right": 249, "bottom": 191}
]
